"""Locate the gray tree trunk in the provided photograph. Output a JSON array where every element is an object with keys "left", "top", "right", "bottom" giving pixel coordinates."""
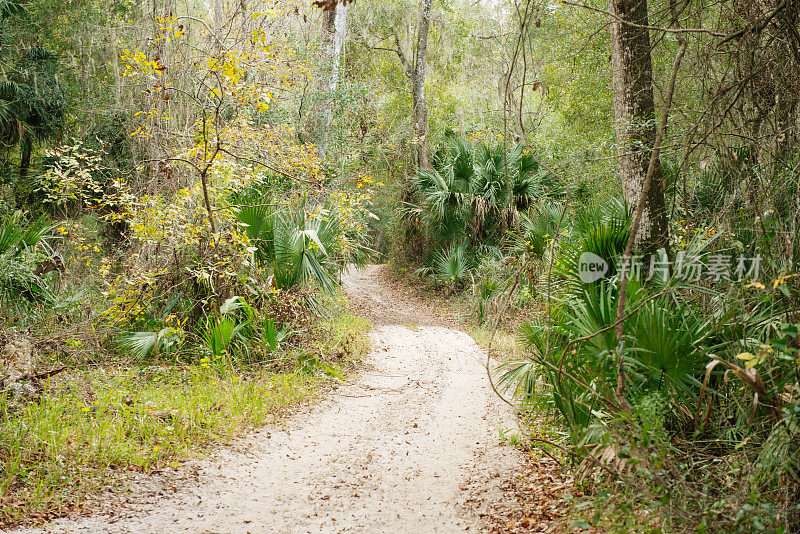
[
  {"left": 299, "top": 4, "right": 347, "bottom": 160},
  {"left": 609, "top": 0, "right": 669, "bottom": 253},
  {"left": 318, "top": 3, "right": 348, "bottom": 160},
  {"left": 412, "top": 0, "right": 432, "bottom": 170}
]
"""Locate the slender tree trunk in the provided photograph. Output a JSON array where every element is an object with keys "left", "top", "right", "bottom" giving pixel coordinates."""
[
  {"left": 318, "top": 4, "right": 348, "bottom": 160},
  {"left": 387, "top": 0, "right": 432, "bottom": 172},
  {"left": 609, "top": 0, "right": 669, "bottom": 253},
  {"left": 412, "top": 0, "right": 432, "bottom": 170},
  {"left": 237, "top": 0, "right": 248, "bottom": 42},
  {"left": 299, "top": 5, "right": 346, "bottom": 159},
  {"left": 19, "top": 136, "right": 31, "bottom": 177},
  {"left": 499, "top": 70, "right": 524, "bottom": 140},
  {"left": 213, "top": 0, "right": 226, "bottom": 48},
  {"left": 298, "top": 10, "right": 334, "bottom": 147},
  {"left": 146, "top": 0, "right": 173, "bottom": 189}
]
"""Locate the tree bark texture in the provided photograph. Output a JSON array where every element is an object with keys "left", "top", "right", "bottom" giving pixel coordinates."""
[
  {"left": 318, "top": 3, "right": 348, "bottom": 160},
  {"left": 609, "top": 0, "right": 669, "bottom": 253},
  {"left": 412, "top": 0, "right": 432, "bottom": 170}
]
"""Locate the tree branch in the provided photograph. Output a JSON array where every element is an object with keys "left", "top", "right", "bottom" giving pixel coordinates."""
[{"left": 391, "top": 26, "right": 413, "bottom": 79}]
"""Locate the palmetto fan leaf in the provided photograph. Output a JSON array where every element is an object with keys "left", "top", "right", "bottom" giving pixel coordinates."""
[
  {"left": 0, "top": 210, "right": 55, "bottom": 302},
  {"left": 416, "top": 168, "right": 471, "bottom": 221},
  {"left": 0, "top": 81, "right": 25, "bottom": 148},
  {"left": 117, "top": 329, "right": 177, "bottom": 361},
  {"left": 272, "top": 206, "right": 340, "bottom": 293},
  {"left": 229, "top": 187, "right": 275, "bottom": 266},
  {"left": 431, "top": 242, "right": 471, "bottom": 284},
  {"left": 0, "top": 210, "right": 54, "bottom": 255},
  {"left": 409, "top": 133, "right": 563, "bottom": 254},
  {"left": 627, "top": 297, "right": 710, "bottom": 397},
  {"left": 231, "top": 190, "right": 351, "bottom": 293},
  {"left": 554, "top": 196, "right": 630, "bottom": 287},
  {"left": 515, "top": 201, "right": 566, "bottom": 259},
  {"left": 559, "top": 281, "right": 621, "bottom": 363}
]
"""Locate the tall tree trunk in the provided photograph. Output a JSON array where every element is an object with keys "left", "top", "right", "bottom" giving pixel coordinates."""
[
  {"left": 237, "top": 0, "right": 248, "bottom": 42},
  {"left": 609, "top": 0, "right": 669, "bottom": 253},
  {"left": 498, "top": 70, "right": 524, "bottom": 140},
  {"left": 146, "top": 0, "right": 173, "bottom": 189},
  {"left": 388, "top": 0, "right": 432, "bottom": 171},
  {"left": 299, "top": 4, "right": 347, "bottom": 159},
  {"left": 318, "top": 3, "right": 347, "bottom": 160},
  {"left": 212, "top": 0, "right": 226, "bottom": 47},
  {"left": 412, "top": 0, "right": 432, "bottom": 170}
]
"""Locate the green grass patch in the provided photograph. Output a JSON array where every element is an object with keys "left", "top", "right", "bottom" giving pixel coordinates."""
[
  {"left": 0, "top": 367, "right": 315, "bottom": 526},
  {"left": 0, "top": 295, "right": 372, "bottom": 528}
]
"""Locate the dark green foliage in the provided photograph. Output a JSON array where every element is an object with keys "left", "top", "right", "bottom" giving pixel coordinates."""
[
  {"left": 272, "top": 204, "right": 344, "bottom": 293},
  {"left": 404, "top": 133, "right": 563, "bottom": 284},
  {"left": 431, "top": 241, "right": 471, "bottom": 285},
  {"left": 551, "top": 196, "right": 630, "bottom": 288},
  {"left": 0, "top": 209, "right": 55, "bottom": 301},
  {"left": 626, "top": 297, "right": 710, "bottom": 402},
  {"left": 230, "top": 185, "right": 370, "bottom": 293},
  {"left": 692, "top": 146, "right": 755, "bottom": 213},
  {"left": 3, "top": 46, "right": 67, "bottom": 177}
]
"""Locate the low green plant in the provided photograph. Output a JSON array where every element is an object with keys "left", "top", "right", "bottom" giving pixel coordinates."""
[
  {"left": 476, "top": 275, "right": 501, "bottom": 323},
  {"left": 262, "top": 316, "right": 292, "bottom": 352},
  {"left": 0, "top": 210, "right": 56, "bottom": 303},
  {"left": 400, "top": 132, "right": 563, "bottom": 282},
  {"left": 117, "top": 328, "right": 182, "bottom": 361},
  {"left": 431, "top": 241, "right": 472, "bottom": 286},
  {"left": 232, "top": 191, "right": 371, "bottom": 293}
]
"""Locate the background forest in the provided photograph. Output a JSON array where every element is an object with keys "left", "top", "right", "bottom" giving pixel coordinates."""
[{"left": 0, "top": 0, "right": 798, "bottom": 531}]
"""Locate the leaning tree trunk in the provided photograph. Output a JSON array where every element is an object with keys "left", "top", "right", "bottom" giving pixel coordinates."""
[
  {"left": 610, "top": 0, "right": 669, "bottom": 253},
  {"left": 412, "top": 0, "right": 432, "bottom": 170},
  {"left": 499, "top": 70, "right": 524, "bottom": 140}
]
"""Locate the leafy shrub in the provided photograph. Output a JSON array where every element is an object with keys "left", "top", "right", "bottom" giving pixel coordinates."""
[
  {"left": 405, "top": 133, "right": 563, "bottom": 254},
  {"left": 232, "top": 188, "right": 371, "bottom": 293},
  {"left": 0, "top": 210, "right": 55, "bottom": 303},
  {"left": 499, "top": 189, "right": 800, "bottom": 529}
]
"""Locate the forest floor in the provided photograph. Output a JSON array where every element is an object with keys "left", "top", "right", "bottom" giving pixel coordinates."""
[{"left": 14, "top": 265, "right": 558, "bottom": 533}]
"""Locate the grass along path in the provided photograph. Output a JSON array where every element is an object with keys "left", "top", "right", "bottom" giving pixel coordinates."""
[
  {"left": 1, "top": 297, "right": 370, "bottom": 529},
  {"left": 13, "top": 265, "right": 522, "bottom": 533}
]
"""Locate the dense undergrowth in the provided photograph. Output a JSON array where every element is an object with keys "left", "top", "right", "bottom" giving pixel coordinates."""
[
  {"left": 0, "top": 195, "right": 373, "bottom": 527},
  {"left": 396, "top": 133, "right": 800, "bottom": 533},
  {"left": 0, "top": 8, "right": 378, "bottom": 524},
  {"left": 0, "top": 191, "right": 373, "bottom": 527}
]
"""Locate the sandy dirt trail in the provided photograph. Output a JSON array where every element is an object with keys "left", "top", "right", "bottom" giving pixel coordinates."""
[{"left": 24, "top": 265, "right": 521, "bottom": 533}]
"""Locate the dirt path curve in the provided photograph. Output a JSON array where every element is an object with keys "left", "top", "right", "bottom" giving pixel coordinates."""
[{"left": 27, "top": 265, "right": 521, "bottom": 533}]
